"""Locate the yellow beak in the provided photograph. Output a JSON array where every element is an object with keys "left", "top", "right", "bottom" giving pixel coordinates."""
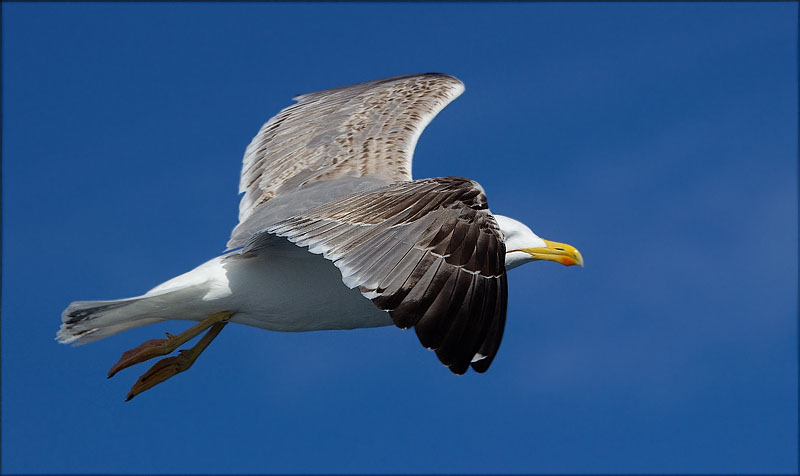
[{"left": 521, "top": 239, "right": 584, "bottom": 267}]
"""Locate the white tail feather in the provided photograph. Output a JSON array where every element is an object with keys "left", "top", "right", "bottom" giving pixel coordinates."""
[
  {"left": 57, "top": 283, "right": 213, "bottom": 345},
  {"left": 57, "top": 297, "right": 169, "bottom": 345},
  {"left": 57, "top": 255, "right": 233, "bottom": 345}
]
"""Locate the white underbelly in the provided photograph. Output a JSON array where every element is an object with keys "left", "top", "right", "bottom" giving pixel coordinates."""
[{"left": 213, "top": 249, "right": 392, "bottom": 332}]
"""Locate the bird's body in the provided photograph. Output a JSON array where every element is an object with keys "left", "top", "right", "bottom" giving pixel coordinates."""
[
  {"left": 58, "top": 73, "right": 583, "bottom": 400},
  {"left": 67, "top": 246, "right": 391, "bottom": 338}
]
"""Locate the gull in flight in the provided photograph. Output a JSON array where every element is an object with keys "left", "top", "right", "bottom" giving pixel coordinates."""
[{"left": 58, "top": 73, "right": 583, "bottom": 401}]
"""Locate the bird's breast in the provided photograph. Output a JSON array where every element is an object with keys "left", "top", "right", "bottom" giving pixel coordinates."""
[{"left": 219, "top": 248, "right": 392, "bottom": 332}]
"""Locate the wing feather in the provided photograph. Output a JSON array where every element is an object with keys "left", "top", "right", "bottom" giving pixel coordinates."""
[
  {"left": 237, "top": 73, "right": 465, "bottom": 224},
  {"left": 248, "top": 177, "right": 508, "bottom": 374}
]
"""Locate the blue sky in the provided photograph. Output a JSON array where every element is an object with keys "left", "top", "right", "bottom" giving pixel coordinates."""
[{"left": 1, "top": 2, "right": 797, "bottom": 474}]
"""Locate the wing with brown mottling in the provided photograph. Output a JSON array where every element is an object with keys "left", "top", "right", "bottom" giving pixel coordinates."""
[{"left": 236, "top": 73, "right": 465, "bottom": 224}]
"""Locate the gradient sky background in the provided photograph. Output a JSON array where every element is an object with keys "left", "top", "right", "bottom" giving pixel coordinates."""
[{"left": 2, "top": 2, "right": 797, "bottom": 474}]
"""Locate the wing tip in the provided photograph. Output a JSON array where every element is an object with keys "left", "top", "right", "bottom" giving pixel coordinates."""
[{"left": 292, "top": 72, "right": 464, "bottom": 102}]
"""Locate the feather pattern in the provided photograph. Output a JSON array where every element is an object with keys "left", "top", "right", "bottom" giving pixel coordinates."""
[
  {"left": 247, "top": 177, "right": 508, "bottom": 374},
  {"left": 236, "top": 73, "right": 465, "bottom": 224}
]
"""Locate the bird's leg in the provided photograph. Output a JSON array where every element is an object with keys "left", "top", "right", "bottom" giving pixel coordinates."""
[
  {"left": 108, "top": 310, "right": 234, "bottom": 378},
  {"left": 124, "top": 320, "right": 228, "bottom": 401}
]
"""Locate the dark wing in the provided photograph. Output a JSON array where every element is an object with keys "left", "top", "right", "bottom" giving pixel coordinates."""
[
  {"left": 246, "top": 177, "right": 508, "bottom": 374},
  {"left": 236, "top": 73, "right": 465, "bottom": 224}
]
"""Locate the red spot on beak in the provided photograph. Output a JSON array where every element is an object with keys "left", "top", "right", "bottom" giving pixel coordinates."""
[{"left": 560, "top": 257, "right": 575, "bottom": 266}]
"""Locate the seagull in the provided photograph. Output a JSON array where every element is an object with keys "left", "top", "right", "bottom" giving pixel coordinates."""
[{"left": 58, "top": 73, "right": 583, "bottom": 401}]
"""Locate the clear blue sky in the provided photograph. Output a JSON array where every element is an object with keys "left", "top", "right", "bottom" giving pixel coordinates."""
[{"left": 2, "top": 2, "right": 797, "bottom": 474}]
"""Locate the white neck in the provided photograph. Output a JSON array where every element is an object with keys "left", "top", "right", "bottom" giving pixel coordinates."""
[{"left": 494, "top": 214, "right": 545, "bottom": 270}]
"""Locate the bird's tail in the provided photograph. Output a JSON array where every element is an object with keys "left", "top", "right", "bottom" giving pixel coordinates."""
[
  {"left": 57, "top": 296, "right": 167, "bottom": 345},
  {"left": 58, "top": 255, "right": 231, "bottom": 345},
  {"left": 57, "top": 282, "right": 209, "bottom": 345}
]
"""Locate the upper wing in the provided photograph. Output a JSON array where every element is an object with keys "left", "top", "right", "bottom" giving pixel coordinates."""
[
  {"left": 237, "top": 73, "right": 465, "bottom": 224},
  {"left": 245, "top": 177, "right": 507, "bottom": 374}
]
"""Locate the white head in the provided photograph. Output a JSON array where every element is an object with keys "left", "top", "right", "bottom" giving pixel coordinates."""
[{"left": 494, "top": 214, "right": 584, "bottom": 270}]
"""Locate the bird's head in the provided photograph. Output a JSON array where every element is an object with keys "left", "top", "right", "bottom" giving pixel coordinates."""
[{"left": 494, "top": 214, "right": 584, "bottom": 270}]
